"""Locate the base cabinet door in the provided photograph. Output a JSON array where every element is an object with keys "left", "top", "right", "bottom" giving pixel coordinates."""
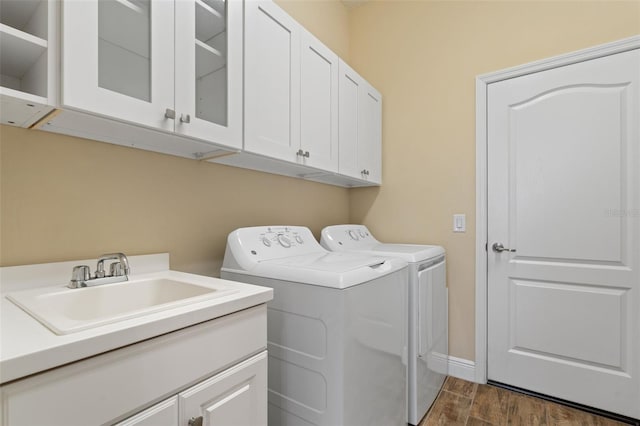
[
  {"left": 115, "top": 397, "right": 179, "bottom": 426},
  {"left": 179, "top": 352, "right": 267, "bottom": 426}
]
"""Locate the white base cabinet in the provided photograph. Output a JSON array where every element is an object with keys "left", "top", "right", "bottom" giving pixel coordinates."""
[
  {"left": 116, "top": 353, "right": 267, "bottom": 426},
  {"left": 0, "top": 305, "right": 267, "bottom": 426},
  {"left": 178, "top": 352, "right": 266, "bottom": 426},
  {"left": 116, "top": 397, "right": 179, "bottom": 426}
]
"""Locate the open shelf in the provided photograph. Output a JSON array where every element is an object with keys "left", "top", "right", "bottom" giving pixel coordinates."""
[
  {"left": 0, "top": 87, "right": 52, "bottom": 127},
  {"left": 0, "top": 0, "right": 51, "bottom": 127},
  {"left": 0, "top": 0, "right": 47, "bottom": 39},
  {"left": 0, "top": 23, "right": 47, "bottom": 97}
]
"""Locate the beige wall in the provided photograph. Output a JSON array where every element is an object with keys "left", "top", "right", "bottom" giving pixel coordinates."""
[
  {"left": 277, "top": 0, "right": 350, "bottom": 59},
  {"left": 0, "top": 0, "right": 351, "bottom": 275},
  {"left": 348, "top": 0, "right": 640, "bottom": 361}
]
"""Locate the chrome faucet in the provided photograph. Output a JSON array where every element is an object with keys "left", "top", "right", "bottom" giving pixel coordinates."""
[{"left": 68, "top": 253, "right": 130, "bottom": 288}]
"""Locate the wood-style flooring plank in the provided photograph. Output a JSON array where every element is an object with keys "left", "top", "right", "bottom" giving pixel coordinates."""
[
  {"left": 421, "top": 390, "right": 472, "bottom": 426},
  {"left": 425, "top": 377, "right": 632, "bottom": 426},
  {"left": 444, "top": 376, "right": 478, "bottom": 399},
  {"left": 469, "top": 384, "right": 510, "bottom": 425},
  {"left": 466, "top": 417, "right": 495, "bottom": 426},
  {"left": 546, "top": 402, "right": 628, "bottom": 426},
  {"left": 506, "top": 392, "right": 548, "bottom": 425}
]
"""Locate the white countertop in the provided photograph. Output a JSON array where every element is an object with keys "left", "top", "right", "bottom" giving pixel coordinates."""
[{"left": 0, "top": 254, "right": 272, "bottom": 384}]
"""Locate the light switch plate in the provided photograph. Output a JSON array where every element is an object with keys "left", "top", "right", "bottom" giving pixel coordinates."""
[{"left": 453, "top": 214, "right": 466, "bottom": 232}]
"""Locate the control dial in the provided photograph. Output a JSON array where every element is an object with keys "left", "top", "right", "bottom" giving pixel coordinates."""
[
  {"left": 262, "top": 237, "right": 271, "bottom": 247},
  {"left": 348, "top": 230, "right": 359, "bottom": 240},
  {"left": 358, "top": 229, "right": 366, "bottom": 238},
  {"left": 295, "top": 235, "right": 304, "bottom": 244},
  {"left": 277, "top": 234, "right": 292, "bottom": 248}
]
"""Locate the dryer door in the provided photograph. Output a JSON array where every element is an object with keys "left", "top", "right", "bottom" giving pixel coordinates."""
[{"left": 418, "top": 260, "right": 448, "bottom": 373}]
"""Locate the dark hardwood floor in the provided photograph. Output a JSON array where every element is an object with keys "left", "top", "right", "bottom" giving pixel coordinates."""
[{"left": 420, "top": 377, "right": 628, "bottom": 426}]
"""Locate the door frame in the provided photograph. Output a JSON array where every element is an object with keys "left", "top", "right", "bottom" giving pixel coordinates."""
[{"left": 474, "top": 35, "right": 640, "bottom": 384}]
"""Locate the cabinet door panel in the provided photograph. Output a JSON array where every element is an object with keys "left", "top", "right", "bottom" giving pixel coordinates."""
[
  {"left": 174, "top": 0, "right": 242, "bottom": 149},
  {"left": 244, "top": 0, "right": 300, "bottom": 161},
  {"left": 62, "top": 0, "right": 174, "bottom": 132},
  {"left": 338, "top": 60, "right": 362, "bottom": 179},
  {"left": 115, "top": 396, "right": 178, "bottom": 426},
  {"left": 300, "top": 30, "right": 339, "bottom": 172},
  {"left": 359, "top": 84, "right": 382, "bottom": 184},
  {"left": 179, "top": 352, "right": 267, "bottom": 426}
]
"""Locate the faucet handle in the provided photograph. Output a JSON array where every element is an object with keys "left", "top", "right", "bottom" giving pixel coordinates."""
[
  {"left": 110, "top": 262, "right": 124, "bottom": 277},
  {"left": 69, "top": 265, "right": 91, "bottom": 288}
]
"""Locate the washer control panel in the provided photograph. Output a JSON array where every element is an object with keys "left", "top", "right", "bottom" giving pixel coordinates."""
[{"left": 231, "top": 226, "right": 322, "bottom": 262}]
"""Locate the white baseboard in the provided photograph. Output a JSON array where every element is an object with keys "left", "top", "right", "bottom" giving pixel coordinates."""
[{"left": 447, "top": 355, "right": 478, "bottom": 383}]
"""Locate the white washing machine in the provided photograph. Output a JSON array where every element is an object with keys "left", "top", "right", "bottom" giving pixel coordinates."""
[
  {"left": 321, "top": 224, "right": 448, "bottom": 425},
  {"left": 221, "top": 226, "right": 409, "bottom": 426}
]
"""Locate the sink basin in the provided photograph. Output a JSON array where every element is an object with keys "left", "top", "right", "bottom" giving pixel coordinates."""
[{"left": 7, "top": 277, "right": 237, "bottom": 335}]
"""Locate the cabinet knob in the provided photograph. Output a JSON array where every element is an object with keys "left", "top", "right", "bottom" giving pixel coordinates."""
[
  {"left": 296, "top": 149, "right": 304, "bottom": 157},
  {"left": 304, "top": 151, "right": 310, "bottom": 158},
  {"left": 361, "top": 169, "right": 369, "bottom": 176},
  {"left": 180, "top": 113, "right": 191, "bottom": 124},
  {"left": 188, "top": 416, "right": 203, "bottom": 426},
  {"left": 164, "top": 109, "right": 176, "bottom": 120}
]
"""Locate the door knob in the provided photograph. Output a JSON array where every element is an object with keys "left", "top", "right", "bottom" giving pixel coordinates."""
[
  {"left": 492, "top": 242, "right": 516, "bottom": 253},
  {"left": 188, "top": 416, "right": 203, "bottom": 426}
]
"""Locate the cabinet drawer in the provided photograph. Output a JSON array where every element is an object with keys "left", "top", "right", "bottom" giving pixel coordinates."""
[{"left": 0, "top": 305, "right": 266, "bottom": 426}]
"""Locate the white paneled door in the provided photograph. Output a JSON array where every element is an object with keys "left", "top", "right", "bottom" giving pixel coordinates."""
[{"left": 487, "top": 49, "right": 640, "bottom": 419}]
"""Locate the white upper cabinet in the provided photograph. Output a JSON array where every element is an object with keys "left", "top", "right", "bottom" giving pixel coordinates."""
[
  {"left": 244, "top": 0, "right": 339, "bottom": 171},
  {"left": 0, "top": 0, "right": 55, "bottom": 127},
  {"left": 300, "top": 30, "right": 339, "bottom": 172},
  {"left": 61, "top": 0, "right": 242, "bottom": 149},
  {"left": 338, "top": 59, "right": 382, "bottom": 184},
  {"left": 3, "top": 0, "right": 383, "bottom": 186},
  {"left": 244, "top": 0, "right": 301, "bottom": 160},
  {"left": 174, "top": 0, "right": 243, "bottom": 147},
  {"left": 62, "top": 0, "right": 174, "bottom": 132}
]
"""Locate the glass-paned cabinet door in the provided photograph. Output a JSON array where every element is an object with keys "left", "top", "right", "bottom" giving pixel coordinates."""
[
  {"left": 62, "top": 0, "right": 174, "bottom": 131},
  {"left": 98, "top": 0, "right": 151, "bottom": 102},
  {"left": 174, "top": 0, "right": 243, "bottom": 149}
]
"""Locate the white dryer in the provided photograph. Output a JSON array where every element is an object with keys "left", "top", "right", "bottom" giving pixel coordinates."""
[
  {"left": 321, "top": 224, "right": 447, "bottom": 425},
  {"left": 221, "top": 226, "right": 408, "bottom": 426}
]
